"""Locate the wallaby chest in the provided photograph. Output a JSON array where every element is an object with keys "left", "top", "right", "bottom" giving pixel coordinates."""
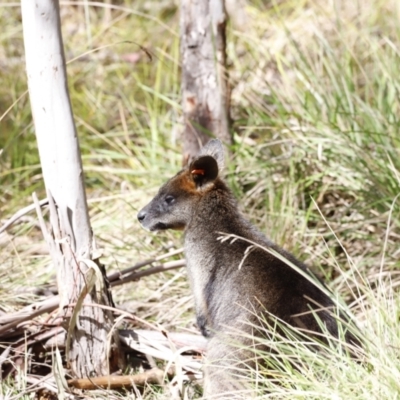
[
  {"left": 184, "top": 233, "right": 219, "bottom": 336},
  {"left": 184, "top": 227, "right": 261, "bottom": 337}
]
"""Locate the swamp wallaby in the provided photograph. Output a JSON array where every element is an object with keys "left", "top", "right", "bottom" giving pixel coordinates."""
[{"left": 137, "top": 140, "right": 357, "bottom": 399}]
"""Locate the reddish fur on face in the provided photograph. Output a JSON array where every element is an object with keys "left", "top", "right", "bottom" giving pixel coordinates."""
[
  {"left": 191, "top": 168, "right": 205, "bottom": 176},
  {"left": 174, "top": 171, "right": 198, "bottom": 194}
]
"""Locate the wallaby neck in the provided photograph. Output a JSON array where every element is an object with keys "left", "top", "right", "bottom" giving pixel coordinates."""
[{"left": 184, "top": 179, "right": 255, "bottom": 243}]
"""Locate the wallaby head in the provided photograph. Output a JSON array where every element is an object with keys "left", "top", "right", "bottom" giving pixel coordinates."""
[{"left": 137, "top": 139, "right": 225, "bottom": 232}]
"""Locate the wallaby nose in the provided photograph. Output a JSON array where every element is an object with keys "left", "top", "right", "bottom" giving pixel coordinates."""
[{"left": 137, "top": 209, "right": 146, "bottom": 223}]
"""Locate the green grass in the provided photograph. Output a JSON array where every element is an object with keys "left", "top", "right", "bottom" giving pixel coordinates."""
[{"left": 1, "top": 0, "right": 400, "bottom": 398}]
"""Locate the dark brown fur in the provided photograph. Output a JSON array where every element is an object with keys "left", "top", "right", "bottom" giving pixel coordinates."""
[{"left": 138, "top": 140, "right": 357, "bottom": 399}]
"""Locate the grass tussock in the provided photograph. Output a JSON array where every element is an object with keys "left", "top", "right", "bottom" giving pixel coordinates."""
[{"left": 1, "top": 0, "right": 399, "bottom": 398}]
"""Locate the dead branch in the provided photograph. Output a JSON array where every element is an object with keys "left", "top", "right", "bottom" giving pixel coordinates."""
[{"left": 67, "top": 367, "right": 171, "bottom": 390}]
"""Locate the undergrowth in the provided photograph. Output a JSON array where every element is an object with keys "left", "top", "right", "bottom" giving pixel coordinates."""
[{"left": 0, "top": 0, "right": 399, "bottom": 398}]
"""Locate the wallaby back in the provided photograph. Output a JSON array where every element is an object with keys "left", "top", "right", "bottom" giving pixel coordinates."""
[{"left": 138, "top": 139, "right": 356, "bottom": 399}]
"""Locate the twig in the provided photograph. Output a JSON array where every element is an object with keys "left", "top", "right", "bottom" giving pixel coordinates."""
[
  {"left": 0, "top": 197, "right": 48, "bottom": 234},
  {"left": 67, "top": 367, "right": 171, "bottom": 390}
]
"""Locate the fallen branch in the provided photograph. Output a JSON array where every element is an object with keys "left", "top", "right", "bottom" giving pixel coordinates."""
[{"left": 67, "top": 367, "right": 171, "bottom": 390}]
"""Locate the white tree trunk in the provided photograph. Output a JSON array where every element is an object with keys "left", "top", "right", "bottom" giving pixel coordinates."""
[
  {"left": 180, "top": 0, "right": 232, "bottom": 161},
  {"left": 21, "top": 0, "right": 123, "bottom": 377}
]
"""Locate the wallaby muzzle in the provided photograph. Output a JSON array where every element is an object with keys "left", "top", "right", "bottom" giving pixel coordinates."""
[{"left": 137, "top": 201, "right": 168, "bottom": 231}]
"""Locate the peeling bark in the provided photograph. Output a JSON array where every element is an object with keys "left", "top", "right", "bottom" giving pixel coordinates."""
[
  {"left": 180, "top": 0, "right": 232, "bottom": 162},
  {"left": 21, "top": 0, "right": 124, "bottom": 377}
]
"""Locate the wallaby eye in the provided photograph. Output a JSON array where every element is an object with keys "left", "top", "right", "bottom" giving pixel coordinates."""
[{"left": 165, "top": 195, "right": 175, "bottom": 205}]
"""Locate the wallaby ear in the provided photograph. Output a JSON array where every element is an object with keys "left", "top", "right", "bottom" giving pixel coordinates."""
[
  {"left": 198, "top": 139, "right": 224, "bottom": 172},
  {"left": 190, "top": 155, "right": 219, "bottom": 188}
]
